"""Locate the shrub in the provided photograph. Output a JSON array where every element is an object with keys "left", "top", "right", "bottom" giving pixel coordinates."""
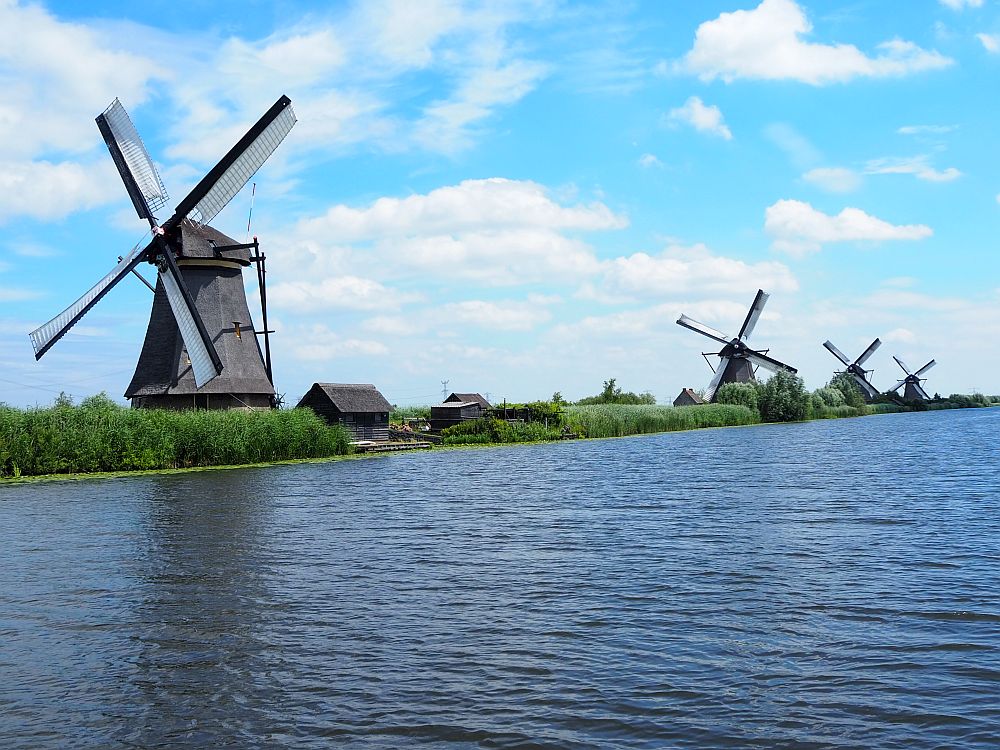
[
  {"left": 715, "top": 382, "right": 759, "bottom": 411},
  {"left": 813, "top": 387, "right": 846, "bottom": 408},
  {"left": 757, "top": 370, "right": 810, "bottom": 423},
  {"left": 440, "top": 417, "right": 562, "bottom": 445},
  {"left": 827, "top": 372, "right": 867, "bottom": 409},
  {"left": 576, "top": 378, "right": 656, "bottom": 405}
]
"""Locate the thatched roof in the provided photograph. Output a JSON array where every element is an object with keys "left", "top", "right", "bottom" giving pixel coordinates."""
[
  {"left": 445, "top": 392, "right": 490, "bottom": 408},
  {"left": 299, "top": 383, "right": 391, "bottom": 413}
]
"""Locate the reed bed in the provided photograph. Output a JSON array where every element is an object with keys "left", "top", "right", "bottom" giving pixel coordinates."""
[
  {"left": 0, "top": 400, "right": 351, "bottom": 478},
  {"left": 564, "top": 403, "right": 760, "bottom": 439}
]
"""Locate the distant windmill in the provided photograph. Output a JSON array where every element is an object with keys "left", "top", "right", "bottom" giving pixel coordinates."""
[
  {"left": 889, "top": 356, "right": 936, "bottom": 401},
  {"left": 822, "top": 338, "right": 882, "bottom": 402},
  {"left": 29, "top": 96, "right": 296, "bottom": 409},
  {"left": 676, "top": 289, "right": 796, "bottom": 402}
]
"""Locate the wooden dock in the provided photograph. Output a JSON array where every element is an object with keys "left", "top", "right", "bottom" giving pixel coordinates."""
[{"left": 352, "top": 440, "right": 434, "bottom": 453}]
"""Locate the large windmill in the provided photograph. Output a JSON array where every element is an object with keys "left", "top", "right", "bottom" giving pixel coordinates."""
[
  {"left": 29, "top": 96, "right": 296, "bottom": 409},
  {"left": 676, "top": 289, "right": 797, "bottom": 402},
  {"left": 889, "top": 355, "right": 936, "bottom": 401},
  {"left": 822, "top": 338, "right": 882, "bottom": 402}
]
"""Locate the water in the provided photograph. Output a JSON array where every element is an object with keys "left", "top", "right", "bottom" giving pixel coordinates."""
[{"left": 1, "top": 408, "right": 998, "bottom": 748}]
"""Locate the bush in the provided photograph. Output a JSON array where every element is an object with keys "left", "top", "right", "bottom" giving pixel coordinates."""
[
  {"left": 813, "top": 387, "right": 846, "bottom": 408},
  {"left": 827, "top": 372, "right": 867, "bottom": 409},
  {"left": 757, "top": 370, "right": 810, "bottom": 423},
  {"left": 440, "top": 417, "right": 562, "bottom": 445},
  {"left": 715, "top": 382, "right": 759, "bottom": 411},
  {"left": 576, "top": 378, "right": 656, "bottom": 405}
]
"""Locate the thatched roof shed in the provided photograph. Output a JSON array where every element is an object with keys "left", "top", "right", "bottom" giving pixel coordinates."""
[
  {"left": 445, "top": 392, "right": 491, "bottom": 409},
  {"left": 297, "top": 383, "right": 391, "bottom": 441}
]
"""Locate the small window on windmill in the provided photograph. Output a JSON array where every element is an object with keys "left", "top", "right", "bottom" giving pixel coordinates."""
[
  {"left": 182, "top": 348, "right": 191, "bottom": 366},
  {"left": 233, "top": 321, "right": 242, "bottom": 340}
]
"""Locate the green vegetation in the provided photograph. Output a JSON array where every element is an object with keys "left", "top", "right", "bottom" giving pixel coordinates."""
[
  {"left": 440, "top": 417, "right": 563, "bottom": 445},
  {"left": 576, "top": 378, "right": 656, "bottom": 406},
  {"left": 390, "top": 405, "right": 431, "bottom": 423},
  {"left": 0, "top": 394, "right": 351, "bottom": 478},
  {"left": 757, "top": 370, "right": 810, "bottom": 423},
  {"left": 564, "top": 403, "right": 760, "bottom": 438},
  {"left": 715, "top": 382, "right": 759, "bottom": 411},
  {"left": 827, "top": 372, "right": 867, "bottom": 409}
]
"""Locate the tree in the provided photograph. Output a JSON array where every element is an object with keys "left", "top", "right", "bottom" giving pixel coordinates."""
[
  {"left": 827, "top": 372, "right": 866, "bottom": 409},
  {"left": 715, "top": 381, "right": 759, "bottom": 411},
  {"left": 576, "top": 378, "right": 657, "bottom": 405},
  {"left": 757, "top": 370, "right": 810, "bottom": 422}
]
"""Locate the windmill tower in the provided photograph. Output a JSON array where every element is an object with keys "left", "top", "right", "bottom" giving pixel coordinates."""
[
  {"left": 822, "top": 338, "right": 882, "bottom": 402},
  {"left": 676, "top": 289, "right": 796, "bottom": 402},
  {"left": 889, "top": 355, "right": 936, "bottom": 401},
  {"left": 29, "top": 96, "right": 296, "bottom": 409}
]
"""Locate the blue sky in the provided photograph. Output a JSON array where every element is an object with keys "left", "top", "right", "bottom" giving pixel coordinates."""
[{"left": 2, "top": 0, "right": 998, "bottom": 407}]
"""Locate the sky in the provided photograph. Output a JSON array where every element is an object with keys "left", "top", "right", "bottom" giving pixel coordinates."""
[{"left": 1, "top": 0, "right": 998, "bottom": 408}]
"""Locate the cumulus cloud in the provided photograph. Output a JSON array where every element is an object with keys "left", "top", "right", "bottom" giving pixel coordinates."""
[
  {"left": 679, "top": 0, "right": 952, "bottom": 85},
  {"left": 939, "top": 0, "right": 983, "bottom": 9},
  {"left": 268, "top": 276, "right": 422, "bottom": 313},
  {"left": 977, "top": 33, "right": 1000, "bottom": 53},
  {"left": 802, "top": 167, "right": 862, "bottom": 193},
  {"left": 765, "top": 199, "right": 933, "bottom": 255},
  {"left": 600, "top": 243, "right": 798, "bottom": 298},
  {"left": 285, "top": 178, "right": 625, "bottom": 286},
  {"left": 365, "top": 297, "right": 554, "bottom": 335},
  {"left": 865, "top": 155, "right": 961, "bottom": 182},
  {"left": 283, "top": 323, "right": 390, "bottom": 362},
  {"left": 0, "top": 160, "right": 120, "bottom": 224},
  {"left": 666, "top": 96, "right": 732, "bottom": 139}
]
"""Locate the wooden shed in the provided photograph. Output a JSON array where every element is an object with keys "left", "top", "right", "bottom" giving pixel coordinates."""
[
  {"left": 296, "top": 383, "right": 391, "bottom": 441},
  {"left": 430, "top": 401, "right": 483, "bottom": 431},
  {"left": 673, "top": 388, "right": 706, "bottom": 407},
  {"left": 445, "top": 392, "right": 491, "bottom": 409}
]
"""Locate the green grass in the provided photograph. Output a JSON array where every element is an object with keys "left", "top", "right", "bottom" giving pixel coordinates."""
[
  {"left": 0, "top": 401, "right": 351, "bottom": 478},
  {"left": 564, "top": 403, "right": 760, "bottom": 439}
]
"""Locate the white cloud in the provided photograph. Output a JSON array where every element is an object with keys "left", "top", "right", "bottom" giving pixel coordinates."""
[
  {"left": 765, "top": 123, "right": 821, "bottom": 168},
  {"left": 680, "top": 0, "right": 952, "bottom": 85},
  {"left": 865, "top": 155, "right": 961, "bottom": 182},
  {"left": 365, "top": 298, "right": 554, "bottom": 335},
  {"left": 0, "top": 286, "right": 42, "bottom": 302},
  {"left": 286, "top": 178, "right": 625, "bottom": 286},
  {"left": 268, "top": 276, "right": 422, "bottom": 313},
  {"left": 977, "top": 33, "right": 1000, "bottom": 53},
  {"left": 884, "top": 327, "right": 916, "bottom": 343},
  {"left": 284, "top": 323, "right": 390, "bottom": 362},
  {"left": 601, "top": 243, "right": 798, "bottom": 298},
  {"left": 666, "top": 96, "right": 732, "bottom": 140},
  {"left": 637, "top": 153, "right": 663, "bottom": 168},
  {"left": 802, "top": 167, "right": 862, "bottom": 193},
  {"left": 765, "top": 199, "right": 933, "bottom": 255},
  {"left": 0, "top": 160, "right": 120, "bottom": 224},
  {"left": 897, "top": 124, "right": 957, "bottom": 135},
  {"left": 939, "top": 0, "right": 983, "bottom": 9},
  {"left": 996, "top": 193, "right": 1000, "bottom": 205}
]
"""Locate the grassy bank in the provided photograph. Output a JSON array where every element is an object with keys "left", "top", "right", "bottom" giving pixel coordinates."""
[{"left": 0, "top": 396, "right": 351, "bottom": 478}]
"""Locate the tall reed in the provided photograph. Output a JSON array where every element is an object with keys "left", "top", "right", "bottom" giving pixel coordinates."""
[
  {"left": 564, "top": 403, "right": 759, "bottom": 439},
  {"left": 0, "top": 400, "right": 351, "bottom": 478}
]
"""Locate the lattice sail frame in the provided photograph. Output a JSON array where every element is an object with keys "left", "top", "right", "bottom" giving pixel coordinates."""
[
  {"left": 99, "top": 99, "right": 169, "bottom": 217},
  {"left": 186, "top": 104, "right": 296, "bottom": 225}
]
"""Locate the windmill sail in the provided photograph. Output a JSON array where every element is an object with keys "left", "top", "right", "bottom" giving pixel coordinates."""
[
  {"left": 158, "top": 263, "right": 222, "bottom": 388},
  {"left": 676, "top": 314, "right": 730, "bottom": 345},
  {"left": 823, "top": 340, "right": 852, "bottom": 366},
  {"left": 915, "top": 359, "right": 936, "bottom": 377},
  {"left": 855, "top": 338, "right": 881, "bottom": 366},
  {"left": 29, "top": 244, "right": 149, "bottom": 359},
  {"left": 703, "top": 356, "right": 731, "bottom": 402},
  {"left": 170, "top": 96, "right": 296, "bottom": 227},
  {"left": 96, "top": 99, "right": 169, "bottom": 222},
  {"left": 747, "top": 351, "right": 796, "bottom": 374},
  {"left": 738, "top": 289, "right": 768, "bottom": 341},
  {"left": 852, "top": 373, "right": 880, "bottom": 400}
]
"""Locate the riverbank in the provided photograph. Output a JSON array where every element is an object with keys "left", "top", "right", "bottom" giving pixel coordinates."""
[{"left": 3, "top": 397, "right": 995, "bottom": 482}]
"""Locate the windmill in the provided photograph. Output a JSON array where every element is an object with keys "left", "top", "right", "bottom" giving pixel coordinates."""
[
  {"left": 676, "top": 289, "right": 796, "bottom": 402},
  {"left": 889, "top": 356, "right": 936, "bottom": 401},
  {"left": 29, "top": 96, "right": 296, "bottom": 409},
  {"left": 822, "top": 338, "right": 882, "bottom": 402}
]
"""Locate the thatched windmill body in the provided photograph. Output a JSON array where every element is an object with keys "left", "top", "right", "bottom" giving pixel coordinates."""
[{"left": 30, "top": 96, "right": 296, "bottom": 409}]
